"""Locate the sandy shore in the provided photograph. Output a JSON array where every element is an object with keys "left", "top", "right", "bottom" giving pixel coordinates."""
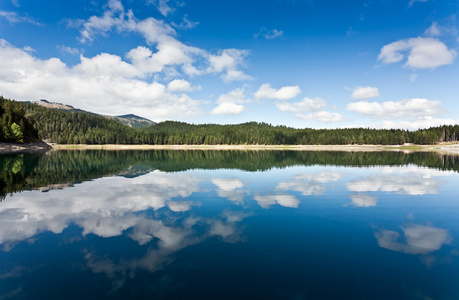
[
  {"left": 50, "top": 144, "right": 387, "bottom": 151},
  {"left": 49, "top": 143, "right": 459, "bottom": 153},
  {"left": 2, "top": 142, "right": 458, "bottom": 154},
  {"left": 0, "top": 142, "right": 52, "bottom": 153}
]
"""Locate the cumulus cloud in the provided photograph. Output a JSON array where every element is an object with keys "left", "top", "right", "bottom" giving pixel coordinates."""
[
  {"left": 277, "top": 97, "right": 326, "bottom": 112},
  {"left": 58, "top": 46, "right": 80, "bottom": 55},
  {"left": 276, "top": 171, "right": 341, "bottom": 196},
  {"left": 254, "top": 28, "right": 284, "bottom": 40},
  {"left": 0, "top": 171, "right": 203, "bottom": 249},
  {"left": 0, "top": 40, "right": 202, "bottom": 121},
  {"left": 254, "top": 195, "right": 300, "bottom": 209},
  {"left": 276, "top": 97, "right": 342, "bottom": 122},
  {"left": 254, "top": 83, "right": 301, "bottom": 100},
  {"left": 207, "top": 49, "right": 253, "bottom": 83},
  {"left": 379, "top": 117, "right": 459, "bottom": 131},
  {"left": 211, "top": 88, "right": 249, "bottom": 115},
  {"left": 82, "top": 208, "right": 250, "bottom": 288},
  {"left": 347, "top": 98, "right": 442, "bottom": 120},
  {"left": 378, "top": 37, "right": 456, "bottom": 69},
  {"left": 296, "top": 111, "right": 343, "bottom": 122},
  {"left": 345, "top": 166, "right": 448, "bottom": 196},
  {"left": 349, "top": 86, "right": 380, "bottom": 100},
  {"left": 375, "top": 224, "right": 451, "bottom": 255},
  {"left": 166, "top": 79, "right": 200, "bottom": 92},
  {"left": 211, "top": 103, "right": 244, "bottom": 115},
  {"left": 348, "top": 194, "right": 378, "bottom": 207},
  {"left": 424, "top": 22, "right": 441, "bottom": 37},
  {"left": 76, "top": 0, "right": 251, "bottom": 82},
  {"left": 211, "top": 178, "right": 246, "bottom": 203}
]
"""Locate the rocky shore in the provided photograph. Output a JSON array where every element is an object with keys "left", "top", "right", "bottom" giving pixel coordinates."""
[{"left": 0, "top": 142, "right": 53, "bottom": 153}]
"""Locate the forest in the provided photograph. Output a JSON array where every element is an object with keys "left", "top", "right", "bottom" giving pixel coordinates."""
[
  {"left": 1, "top": 96, "right": 459, "bottom": 145},
  {"left": 2, "top": 150, "right": 459, "bottom": 199}
]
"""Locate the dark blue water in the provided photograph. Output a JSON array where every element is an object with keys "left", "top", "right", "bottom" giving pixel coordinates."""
[{"left": 0, "top": 151, "right": 458, "bottom": 299}]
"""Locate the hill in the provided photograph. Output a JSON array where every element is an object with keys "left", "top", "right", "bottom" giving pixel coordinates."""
[
  {"left": 111, "top": 114, "right": 156, "bottom": 128},
  {"left": 1, "top": 96, "right": 459, "bottom": 146},
  {"left": 0, "top": 97, "right": 40, "bottom": 143},
  {"left": 32, "top": 99, "right": 155, "bottom": 128}
]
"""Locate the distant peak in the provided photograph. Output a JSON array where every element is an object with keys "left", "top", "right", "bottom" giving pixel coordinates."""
[
  {"left": 32, "top": 99, "right": 74, "bottom": 110},
  {"left": 114, "top": 114, "right": 156, "bottom": 128},
  {"left": 116, "top": 114, "right": 148, "bottom": 120}
]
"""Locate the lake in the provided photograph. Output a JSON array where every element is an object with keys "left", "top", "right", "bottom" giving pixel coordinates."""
[{"left": 0, "top": 150, "right": 458, "bottom": 299}]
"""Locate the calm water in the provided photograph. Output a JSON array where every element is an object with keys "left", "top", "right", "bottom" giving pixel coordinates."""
[{"left": 0, "top": 150, "right": 458, "bottom": 299}]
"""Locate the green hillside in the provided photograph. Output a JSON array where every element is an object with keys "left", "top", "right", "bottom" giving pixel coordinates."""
[
  {"left": 1, "top": 96, "right": 458, "bottom": 145},
  {"left": 0, "top": 97, "right": 40, "bottom": 143}
]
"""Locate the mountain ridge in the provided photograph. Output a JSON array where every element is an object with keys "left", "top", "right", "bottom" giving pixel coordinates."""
[{"left": 32, "top": 99, "right": 156, "bottom": 128}]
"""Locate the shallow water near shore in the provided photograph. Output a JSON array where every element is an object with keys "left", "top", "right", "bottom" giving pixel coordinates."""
[{"left": 0, "top": 150, "right": 458, "bottom": 299}]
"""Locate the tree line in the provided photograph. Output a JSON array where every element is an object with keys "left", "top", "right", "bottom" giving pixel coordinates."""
[
  {"left": 2, "top": 149, "right": 459, "bottom": 200},
  {"left": 0, "top": 97, "right": 39, "bottom": 143},
  {"left": 1, "top": 96, "right": 458, "bottom": 145}
]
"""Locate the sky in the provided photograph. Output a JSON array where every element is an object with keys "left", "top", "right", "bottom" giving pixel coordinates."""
[{"left": 0, "top": 0, "right": 458, "bottom": 129}]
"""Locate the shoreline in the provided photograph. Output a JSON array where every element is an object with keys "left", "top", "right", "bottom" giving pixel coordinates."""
[
  {"left": 0, "top": 142, "right": 52, "bottom": 153},
  {"left": 1, "top": 142, "right": 459, "bottom": 154}
]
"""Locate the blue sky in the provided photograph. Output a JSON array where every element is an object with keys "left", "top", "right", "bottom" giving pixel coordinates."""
[{"left": 0, "top": 0, "right": 458, "bottom": 129}]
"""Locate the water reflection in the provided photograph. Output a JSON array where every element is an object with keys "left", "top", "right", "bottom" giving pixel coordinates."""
[
  {"left": 83, "top": 209, "right": 251, "bottom": 292},
  {"left": 0, "top": 150, "right": 458, "bottom": 299},
  {"left": 276, "top": 171, "right": 342, "bottom": 196},
  {"left": 0, "top": 171, "right": 202, "bottom": 250},
  {"left": 346, "top": 166, "right": 447, "bottom": 195},
  {"left": 375, "top": 224, "right": 452, "bottom": 255},
  {"left": 211, "top": 178, "right": 246, "bottom": 203},
  {"left": 348, "top": 194, "right": 378, "bottom": 207},
  {"left": 254, "top": 194, "right": 300, "bottom": 208}
]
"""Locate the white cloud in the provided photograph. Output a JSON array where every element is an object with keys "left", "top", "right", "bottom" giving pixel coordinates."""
[
  {"left": 212, "top": 178, "right": 244, "bottom": 191},
  {"left": 379, "top": 117, "right": 459, "bottom": 131},
  {"left": 296, "top": 111, "right": 343, "bottom": 122},
  {"left": 349, "top": 194, "right": 378, "bottom": 207},
  {"left": 349, "top": 86, "right": 380, "bottom": 100},
  {"left": 75, "top": 0, "right": 250, "bottom": 83},
  {"left": 276, "top": 171, "right": 342, "bottom": 196},
  {"left": 347, "top": 98, "right": 442, "bottom": 120},
  {"left": 0, "top": 10, "right": 41, "bottom": 25},
  {"left": 0, "top": 171, "right": 203, "bottom": 248},
  {"left": 172, "top": 16, "right": 198, "bottom": 30},
  {"left": 378, "top": 37, "right": 456, "bottom": 69},
  {"left": 424, "top": 22, "right": 441, "bottom": 36},
  {"left": 167, "top": 201, "right": 196, "bottom": 212},
  {"left": 0, "top": 39, "right": 202, "bottom": 121},
  {"left": 58, "top": 46, "right": 80, "bottom": 55},
  {"left": 375, "top": 224, "right": 451, "bottom": 255},
  {"left": 147, "top": 0, "right": 184, "bottom": 17},
  {"left": 345, "top": 166, "right": 447, "bottom": 196},
  {"left": 254, "top": 83, "right": 301, "bottom": 100},
  {"left": 211, "top": 178, "right": 246, "bottom": 203},
  {"left": 254, "top": 195, "right": 300, "bottom": 209},
  {"left": 220, "top": 69, "right": 253, "bottom": 83},
  {"left": 211, "top": 102, "right": 245, "bottom": 115},
  {"left": 276, "top": 97, "right": 342, "bottom": 122},
  {"left": 166, "top": 79, "right": 200, "bottom": 92},
  {"left": 254, "top": 28, "right": 284, "bottom": 40},
  {"left": 0, "top": 171, "right": 250, "bottom": 284},
  {"left": 276, "top": 97, "right": 326, "bottom": 112},
  {"left": 211, "top": 88, "right": 249, "bottom": 115},
  {"left": 207, "top": 49, "right": 253, "bottom": 83}
]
